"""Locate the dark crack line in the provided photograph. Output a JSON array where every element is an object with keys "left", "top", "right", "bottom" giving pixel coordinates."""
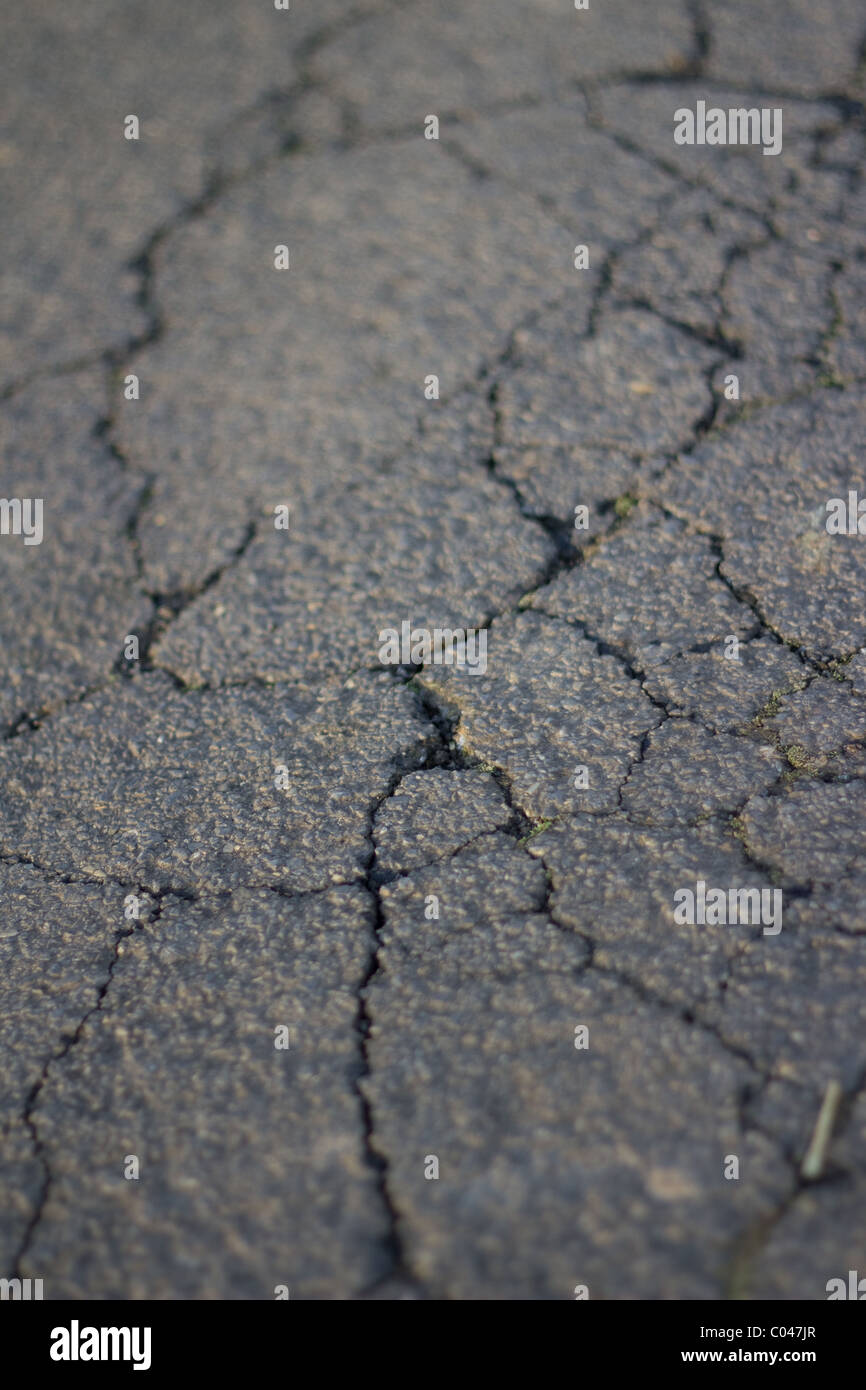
[
  {"left": 1, "top": 679, "right": 120, "bottom": 745},
  {"left": 724, "top": 1061, "right": 862, "bottom": 1301},
  {"left": 535, "top": 874, "right": 778, "bottom": 1083},
  {"left": 1, "top": 0, "right": 865, "bottom": 1304},
  {"left": 348, "top": 740, "right": 450, "bottom": 1300},
  {"left": 9, "top": 908, "right": 153, "bottom": 1279},
  {"left": 124, "top": 518, "right": 259, "bottom": 679}
]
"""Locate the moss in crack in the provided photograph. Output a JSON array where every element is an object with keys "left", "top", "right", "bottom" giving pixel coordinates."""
[
  {"left": 784, "top": 743, "right": 816, "bottom": 771},
  {"left": 729, "top": 812, "right": 748, "bottom": 843},
  {"left": 613, "top": 492, "right": 639, "bottom": 520},
  {"left": 753, "top": 688, "right": 787, "bottom": 724},
  {"left": 518, "top": 818, "right": 554, "bottom": 846},
  {"left": 817, "top": 367, "right": 847, "bottom": 389}
]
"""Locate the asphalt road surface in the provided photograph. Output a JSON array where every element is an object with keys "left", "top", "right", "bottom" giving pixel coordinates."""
[{"left": 1, "top": 0, "right": 865, "bottom": 1300}]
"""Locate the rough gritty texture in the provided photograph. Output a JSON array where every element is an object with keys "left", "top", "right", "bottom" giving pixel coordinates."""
[
  {"left": 116, "top": 142, "right": 570, "bottom": 595},
  {"left": 619, "top": 720, "right": 784, "bottom": 827},
  {"left": 0, "top": 673, "right": 432, "bottom": 894},
  {"left": 534, "top": 504, "right": 753, "bottom": 668},
  {"left": 150, "top": 440, "right": 554, "bottom": 687},
  {"left": 2, "top": 0, "right": 865, "bottom": 1304},
  {"left": 641, "top": 638, "right": 808, "bottom": 733},
  {"left": 0, "top": 866, "right": 129, "bottom": 1271},
  {"left": 0, "top": 0, "right": 375, "bottom": 390},
  {"left": 24, "top": 887, "right": 388, "bottom": 1299},
  {"left": 529, "top": 815, "right": 777, "bottom": 1010},
  {"left": 658, "top": 392, "right": 866, "bottom": 660},
  {"left": 421, "top": 611, "right": 663, "bottom": 820},
  {"left": 369, "top": 841, "right": 788, "bottom": 1300},
  {"left": 373, "top": 769, "right": 511, "bottom": 876},
  {"left": 0, "top": 371, "right": 151, "bottom": 730}
]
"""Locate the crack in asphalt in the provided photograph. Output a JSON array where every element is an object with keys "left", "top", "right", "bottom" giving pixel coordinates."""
[
  {"left": 10, "top": 914, "right": 145, "bottom": 1279},
  {"left": 723, "top": 1057, "right": 866, "bottom": 1300},
  {"left": 3, "top": 0, "right": 866, "bottom": 1301}
]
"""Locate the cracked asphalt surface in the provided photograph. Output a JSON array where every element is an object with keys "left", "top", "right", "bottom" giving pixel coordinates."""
[{"left": 1, "top": 0, "right": 865, "bottom": 1301}]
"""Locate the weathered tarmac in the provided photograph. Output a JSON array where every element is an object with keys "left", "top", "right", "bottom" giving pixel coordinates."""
[{"left": 1, "top": 0, "right": 865, "bottom": 1299}]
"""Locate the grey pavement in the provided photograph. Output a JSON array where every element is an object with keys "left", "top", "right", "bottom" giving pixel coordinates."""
[{"left": 1, "top": 0, "right": 865, "bottom": 1301}]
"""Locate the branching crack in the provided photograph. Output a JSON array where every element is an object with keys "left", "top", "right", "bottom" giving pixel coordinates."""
[{"left": 9, "top": 900, "right": 158, "bottom": 1278}]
